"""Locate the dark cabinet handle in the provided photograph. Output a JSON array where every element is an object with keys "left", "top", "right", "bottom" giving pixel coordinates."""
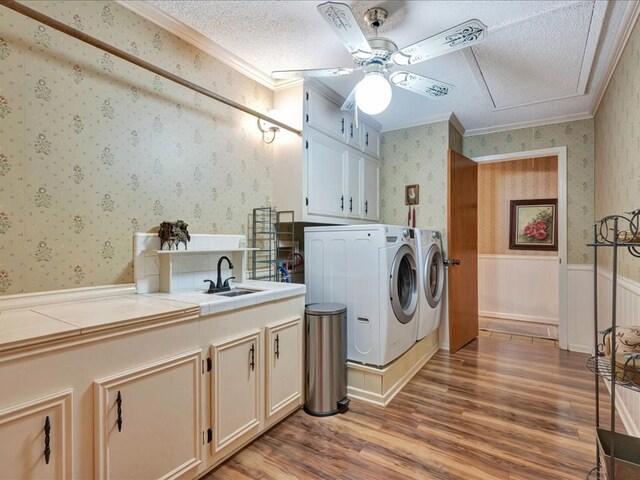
[
  {"left": 275, "top": 334, "right": 280, "bottom": 359},
  {"left": 350, "top": 123, "right": 353, "bottom": 138},
  {"left": 349, "top": 197, "right": 353, "bottom": 212},
  {"left": 365, "top": 200, "right": 368, "bottom": 215},
  {"left": 341, "top": 118, "right": 344, "bottom": 134},
  {"left": 116, "top": 391, "right": 123, "bottom": 432},
  {"left": 44, "top": 416, "right": 51, "bottom": 465},
  {"left": 250, "top": 343, "right": 255, "bottom": 371},
  {"left": 365, "top": 132, "right": 369, "bottom": 146},
  {"left": 340, "top": 195, "right": 344, "bottom": 211}
]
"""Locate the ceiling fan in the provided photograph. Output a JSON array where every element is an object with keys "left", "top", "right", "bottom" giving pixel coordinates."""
[{"left": 273, "top": 1, "right": 487, "bottom": 115}]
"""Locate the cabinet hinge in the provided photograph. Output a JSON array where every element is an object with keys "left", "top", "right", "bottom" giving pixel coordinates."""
[
  {"left": 305, "top": 140, "right": 308, "bottom": 149},
  {"left": 305, "top": 197, "right": 309, "bottom": 206},
  {"left": 207, "top": 428, "right": 213, "bottom": 444},
  {"left": 206, "top": 357, "right": 212, "bottom": 372}
]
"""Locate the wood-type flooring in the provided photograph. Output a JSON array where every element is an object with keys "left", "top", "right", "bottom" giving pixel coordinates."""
[{"left": 205, "top": 336, "right": 615, "bottom": 480}]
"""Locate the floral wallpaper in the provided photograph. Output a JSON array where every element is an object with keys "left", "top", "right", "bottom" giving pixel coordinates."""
[
  {"left": 595, "top": 17, "right": 640, "bottom": 282},
  {"left": 464, "top": 118, "right": 595, "bottom": 265},
  {"left": 379, "top": 120, "right": 450, "bottom": 245},
  {"left": 478, "top": 156, "right": 558, "bottom": 256},
  {"left": 0, "top": 1, "right": 274, "bottom": 294}
]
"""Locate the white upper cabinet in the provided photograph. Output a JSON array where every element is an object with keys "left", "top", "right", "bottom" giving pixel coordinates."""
[
  {"left": 305, "top": 89, "right": 346, "bottom": 142},
  {"left": 362, "top": 157, "right": 380, "bottom": 221},
  {"left": 306, "top": 129, "right": 347, "bottom": 218},
  {"left": 274, "top": 81, "right": 382, "bottom": 224}
]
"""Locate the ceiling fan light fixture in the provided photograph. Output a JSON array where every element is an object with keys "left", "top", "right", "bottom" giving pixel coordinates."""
[{"left": 355, "top": 72, "right": 392, "bottom": 115}]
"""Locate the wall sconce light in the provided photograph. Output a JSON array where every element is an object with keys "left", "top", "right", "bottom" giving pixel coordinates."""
[{"left": 257, "top": 110, "right": 281, "bottom": 144}]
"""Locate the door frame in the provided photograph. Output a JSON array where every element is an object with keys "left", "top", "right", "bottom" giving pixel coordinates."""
[{"left": 471, "top": 146, "right": 568, "bottom": 350}]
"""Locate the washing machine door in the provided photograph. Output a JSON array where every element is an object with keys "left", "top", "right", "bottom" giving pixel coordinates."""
[
  {"left": 424, "top": 243, "right": 445, "bottom": 308},
  {"left": 389, "top": 244, "right": 418, "bottom": 324}
]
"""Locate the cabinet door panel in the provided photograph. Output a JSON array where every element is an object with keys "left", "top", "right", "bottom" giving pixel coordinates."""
[
  {"left": 345, "top": 151, "right": 363, "bottom": 219},
  {"left": 345, "top": 114, "right": 362, "bottom": 150},
  {"left": 362, "top": 157, "right": 380, "bottom": 221},
  {"left": 362, "top": 123, "right": 380, "bottom": 158},
  {"left": 306, "top": 89, "right": 345, "bottom": 141},
  {"left": 211, "top": 330, "right": 260, "bottom": 453},
  {"left": 306, "top": 130, "right": 346, "bottom": 218},
  {"left": 94, "top": 350, "right": 201, "bottom": 480},
  {"left": 265, "top": 317, "right": 303, "bottom": 421},
  {"left": 0, "top": 390, "right": 73, "bottom": 480}
]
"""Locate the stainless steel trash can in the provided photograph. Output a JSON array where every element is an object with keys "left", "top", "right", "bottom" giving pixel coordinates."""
[{"left": 304, "top": 303, "right": 350, "bottom": 416}]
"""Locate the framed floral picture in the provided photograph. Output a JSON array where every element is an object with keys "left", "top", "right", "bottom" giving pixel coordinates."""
[
  {"left": 509, "top": 199, "right": 558, "bottom": 251},
  {"left": 405, "top": 184, "right": 419, "bottom": 205}
]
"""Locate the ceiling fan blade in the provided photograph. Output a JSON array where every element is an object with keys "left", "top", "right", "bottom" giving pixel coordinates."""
[
  {"left": 272, "top": 67, "right": 355, "bottom": 79},
  {"left": 389, "top": 72, "right": 454, "bottom": 99},
  {"left": 340, "top": 86, "right": 357, "bottom": 111},
  {"left": 391, "top": 19, "right": 487, "bottom": 66},
  {"left": 317, "top": 1, "right": 373, "bottom": 60}
]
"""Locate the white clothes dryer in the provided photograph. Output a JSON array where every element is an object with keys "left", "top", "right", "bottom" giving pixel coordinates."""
[
  {"left": 305, "top": 224, "right": 419, "bottom": 367},
  {"left": 415, "top": 229, "right": 445, "bottom": 340}
]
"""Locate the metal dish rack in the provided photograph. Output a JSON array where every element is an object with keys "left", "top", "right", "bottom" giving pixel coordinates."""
[
  {"left": 250, "top": 207, "right": 295, "bottom": 282},
  {"left": 586, "top": 208, "right": 640, "bottom": 479}
]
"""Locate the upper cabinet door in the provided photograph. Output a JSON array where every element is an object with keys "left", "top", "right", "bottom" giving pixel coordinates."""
[
  {"left": 362, "top": 157, "right": 380, "bottom": 221},
  {"left": 345, "top": 114, "right": 362, "bottom": 150},
  {"left": 0, "top": 390, "right": 73, "bottom": 480},
  {"left": 264, "top": 317, "right": 303, "bottom": 425},
  {"left": 305, "top": 89, "right": 345, "bottom": 142},
  {"left": 362, "top": 122, "right": 380, "bottom": 158},
  {"left": 211, "top": 329, "right": 261, "bottom": 455},
  {"left": 306, "top": 129, "right": 346, "bottom": 218},
  {"left": 345, "top": 150, "right": 363, "bottom": 219},
  {"left": 94, "top": 350, "right": 202, "bottom": 480}
]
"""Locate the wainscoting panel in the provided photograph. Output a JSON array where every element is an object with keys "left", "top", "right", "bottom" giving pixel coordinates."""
[
  {"left": 567, "top": 265, "right": 594, "bottom": 354},
  {"left": 478, "top": 254, "right": 559, "bottom": 324},
  {"left": 596, "top": 268, "right": 640, "bottom": 437}
]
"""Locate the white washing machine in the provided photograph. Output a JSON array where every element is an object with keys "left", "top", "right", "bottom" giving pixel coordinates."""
[
  {"left": 305, "top": 224, "right": 419, "bottom": 367},
  {"left": 415, "top": 229, "right": 445, "bottom": 340}
]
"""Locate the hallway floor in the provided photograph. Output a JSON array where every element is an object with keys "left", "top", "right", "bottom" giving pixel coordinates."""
[{"left": 206, "top": 336, "right": 605, "bottom": 480}]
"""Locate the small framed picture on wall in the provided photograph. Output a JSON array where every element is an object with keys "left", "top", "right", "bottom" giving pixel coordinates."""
[
  {"left": 509, "top": 198, "right": 558, "bottom": 251},
  {"left": 405, "top": 184, "right": 419, "bottom": 205}
]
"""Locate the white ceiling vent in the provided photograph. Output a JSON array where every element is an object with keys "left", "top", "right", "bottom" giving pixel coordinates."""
[{"left": 470, "top": 1, "right": 607, "bottom": 110}]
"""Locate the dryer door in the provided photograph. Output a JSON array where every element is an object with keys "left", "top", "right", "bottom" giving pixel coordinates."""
[
  {"left": 389, "top": 244, "right": 418, "bottom": 324},
  {"left": 424, "top": 243, "right": 445, "bottom": 308}
]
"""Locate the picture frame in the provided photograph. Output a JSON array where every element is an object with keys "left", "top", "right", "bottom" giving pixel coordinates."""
[
  {"left": 509, "top": 198, "right": 558, "bottom": 251},
  {"left": 405, "top": 184, "right": 419, "bottom": 205}
]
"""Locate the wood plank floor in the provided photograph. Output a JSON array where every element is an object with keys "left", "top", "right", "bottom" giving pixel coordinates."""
[{"left": 205, "top": 336, "right": 614, "bottom": 480}]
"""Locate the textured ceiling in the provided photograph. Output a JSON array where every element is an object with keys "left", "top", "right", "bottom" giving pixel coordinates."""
[{"left": 143, "top": 0, "right": 633, "bottom": 133}]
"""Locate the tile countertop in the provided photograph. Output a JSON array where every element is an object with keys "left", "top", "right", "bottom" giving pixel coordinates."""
[
  {"left": 0, "top": 281, "right": 305, "bottom": 354},
  {"left": 144, "top": 280, "right": 306, "bottom": 316}
]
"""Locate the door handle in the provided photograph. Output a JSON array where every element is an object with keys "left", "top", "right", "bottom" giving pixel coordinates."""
[
  {"left": 44, "top": 416, "right": 51, "bottom": 464},
  {"left": 349, "top": 197, "right": 353, "bottom": 212},
  {"left": 275, "top": 334, "right": 280, "bottom": 359},
  {"left": 341, "top": 118, "right": 344, "bottom": 134},
  {"left": 116, "top": 390, "right": 123, "bottom": 432},
  {"left": 365, "top": 132, "right": 369, "bottom": 146},
  {"left": 350, "top": 123, "right": 354, "bottom": 138},
  {"left": 249, "top": 343, "right": 255, "bottom": 371},
  {"left": 341, "top": 195, "right": 344, "bottom": 211},
  {"left": 444, "top": 258, "right": 460, "bottom": 266},
  {"left": 365, "top": 200, "right": 368, "bottom": 215}
]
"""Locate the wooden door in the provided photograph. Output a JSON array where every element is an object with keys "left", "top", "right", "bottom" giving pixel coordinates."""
[
  {"left": 94, "top": 350, "right": 202, "bottom": 480},
  {"left": 211, "top": 330, "right": 261, "bottom": 454},
  {"left": 306, "top": 129, "right": 346, "bottom": 218},
  {"left": 447, "top": 149, "right": 478, "bottom": 353},
  {"left": 265, "top": 317, "right": 303, "bottom": 424},
  {"left": 0, "top": 390, "right": 73, "bottom": 480}
]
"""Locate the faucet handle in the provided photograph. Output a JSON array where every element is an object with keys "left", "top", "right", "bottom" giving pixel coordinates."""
[
  {"left": 222, "top": 276, "right": 235, "bottom": 288},
  {"left": 203, "top": 279, "right": 215, "bottom": 293}
]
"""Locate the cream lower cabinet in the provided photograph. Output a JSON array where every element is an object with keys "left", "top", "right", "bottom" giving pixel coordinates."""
[
  {"left": 210, "top": 329, "right": 261, "bottom": 456},
  {"left": 0, "top": 390, "right": 73, "bottom": 480},
  {"left": 94, "top": 349, "right": 202, "bottom": 480},
  {"left": 265, "top": 317, "right": 303, "bottom": 426}
]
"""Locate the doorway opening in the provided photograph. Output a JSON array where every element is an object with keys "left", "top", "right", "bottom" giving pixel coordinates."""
[{"left": 474, "top": 150, "right": 565, "bottom": 347}]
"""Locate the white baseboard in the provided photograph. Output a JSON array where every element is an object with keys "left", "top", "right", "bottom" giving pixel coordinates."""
[{"left": 479, "top": 310, "right": 558, "bottom": 325}]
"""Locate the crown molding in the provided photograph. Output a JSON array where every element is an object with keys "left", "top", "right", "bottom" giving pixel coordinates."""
[
  {"left": 380, "top": 112, "right": 458, "bottom": 133},
  {"left": 590, "top": 0, "right": 640, "bottom": 116},
  {"left": 117, "top": 1, "right": 276, "bottom": 90},
  {"left": 463, "top": 111, "right": 594, "bottom": 137}
]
